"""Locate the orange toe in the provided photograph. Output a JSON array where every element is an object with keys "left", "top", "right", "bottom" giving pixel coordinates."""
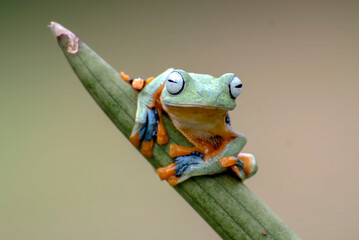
[
  {"left": 145, "top": 77, "right": 155, "bottom": 86},
  {"left": 120, "top": 72, "right": 131, "bottom": 82},
  {"left": 169, "top": 144, "right": 197, "bottom": 158},
  {"left": 156, "top": 163, "right": 176, "bottom": 180},
  {"left": 156, "top": 168, "right": 168, "bottom": 181},
  {"left": 141, "top": 140, "right": 154, "bottom": 158},
  {"left": 168, "top": 176, "right": 179, "bottom": 186},
  {"left": 219, "top": 156, "right": 238, "bottom": 167},
  {"left": 130, "top": 133, "right": 140, "bottom": 147},
  {"left": 230, "top": 165, "right": 240, "bottom": 176},
  {"left": 132, "top": 78, "right": 144, "bottom": 90},
  {"left": 157, "top": 134, "right": 169, "bottom": 145}
]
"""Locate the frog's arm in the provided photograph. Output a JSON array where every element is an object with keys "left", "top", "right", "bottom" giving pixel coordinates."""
[
  {"left": 122, "top": 68, "right": 173, "bottom": 157},
  {"left": 157, "top": 132, "right": 258, "bottom": 186}
]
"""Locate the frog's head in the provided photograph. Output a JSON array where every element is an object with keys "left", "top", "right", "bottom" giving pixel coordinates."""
[{"left": 161, "top": 69, "right": 243, "bottom": 111}]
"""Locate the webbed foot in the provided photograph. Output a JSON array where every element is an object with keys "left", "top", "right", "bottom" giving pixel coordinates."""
[
  {"left": 156, "top": 152, "right": 204, "bottom": 186},
  {"left": 130, "top": 107, "right": 169, "bottom": 158},
  {"left": 120, "top": 71, "right": 154, "bottom": 90}
]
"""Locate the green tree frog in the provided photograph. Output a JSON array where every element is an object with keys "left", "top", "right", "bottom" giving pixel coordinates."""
[{"left": 121, "top": 68, "right": 257, "bottom": 186}]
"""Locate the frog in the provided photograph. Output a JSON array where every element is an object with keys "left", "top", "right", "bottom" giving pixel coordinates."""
[{"left": 121, "top": 68, "right": 257, "bottom": 186}]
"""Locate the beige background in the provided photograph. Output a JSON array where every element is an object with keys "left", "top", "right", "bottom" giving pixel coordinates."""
[{"left": 1, "top": 0, "right": 358, "bottom": 239}]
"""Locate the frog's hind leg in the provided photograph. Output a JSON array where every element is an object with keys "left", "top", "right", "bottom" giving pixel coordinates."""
[{"left": 161, "top": 152, "right": 258, "bottom": 186}]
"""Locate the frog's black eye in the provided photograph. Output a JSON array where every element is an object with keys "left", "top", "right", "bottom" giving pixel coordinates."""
[
  {"left": 166, "top": 71, "right": 185, "bottom": 95},
  {"left": 229, "top": 76, "right": 242, "bottom": 99}
]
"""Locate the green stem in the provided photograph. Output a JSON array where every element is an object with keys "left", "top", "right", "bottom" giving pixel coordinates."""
[{"left": 50, "top": 22, "right": 300, "bottom": 240}]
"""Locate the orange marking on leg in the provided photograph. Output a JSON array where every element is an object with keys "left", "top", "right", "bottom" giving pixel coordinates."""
[
  {"left": 156, "top": 110, "right": 169, "bottom": 145},
  {"left": 141, "top": 140, "right": 154, "bottom": 158},
  {"left": 156, "top": 163, "right": 176, "bottom": 180},
  {"left": 219, "top": 156, "right": 238, "bottom": 167},
  {"left": 130, "top": 132, "right": 140, "bottom": 147},
  {"left": 153, "top": 83, "right": 165, "bottom": 108},
  {"left": 132, "top": 78, "right": 145, "bottom": 90},
  {"left": 237, "top": 153, "right": 254, "bottom": 176},
  {"left": 169, "top": 144, "right": 198, "bottom": 158},
  {"left": 120, "top": 72, "right": 131, "bottom": 83},
  {"left": 144, "top": 77, "right": 154, "bottom": 87}
]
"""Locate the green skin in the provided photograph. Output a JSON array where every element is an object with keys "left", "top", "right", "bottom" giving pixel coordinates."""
[{"left": 132, "top": 68, "right": 257, "bottom": 184}]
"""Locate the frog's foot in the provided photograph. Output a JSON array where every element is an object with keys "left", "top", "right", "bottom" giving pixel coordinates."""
[
  {"left": 219, "top": 153, "right": 257, "bottom": 180},
  {"left": 130, "top": 107, "right": 169, "bottom": 158},
  {"left": 120, "top": 71, "right": 154, "bottom": 90},
  {"left": 156, "top": 153, "right": 204, "bottom": 186}
]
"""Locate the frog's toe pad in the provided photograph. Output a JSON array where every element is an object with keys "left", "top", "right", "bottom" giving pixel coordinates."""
[
  {"left": 168, "top": 176, "right": 180, "bottom": 186},
  {"left": 140, "top": 140, "right": 154, "bottom": 158}
]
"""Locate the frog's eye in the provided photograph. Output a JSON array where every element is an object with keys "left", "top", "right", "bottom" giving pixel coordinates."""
[
  {"left": 166, "top": 71, "right": 185, "bottom": 95},
  {"left": 229, "top": 76, "right": 242, "bottom": 99}
]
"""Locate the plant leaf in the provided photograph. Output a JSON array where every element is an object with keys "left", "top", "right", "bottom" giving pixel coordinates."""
[{"left": 50, "top": 22, "right": 300, "bottom": 240}]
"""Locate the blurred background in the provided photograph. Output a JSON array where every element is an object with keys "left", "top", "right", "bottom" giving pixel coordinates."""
[{"left": 1, "top": 0, "right": 358, "bottom": 239}]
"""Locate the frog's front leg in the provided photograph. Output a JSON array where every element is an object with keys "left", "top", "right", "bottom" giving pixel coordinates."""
[{"left": 130, "top": 105, "right": 169, "bottom": 158}]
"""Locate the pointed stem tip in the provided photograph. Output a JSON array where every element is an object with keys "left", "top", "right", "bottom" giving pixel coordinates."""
[{"left": 48, "top": 21, "right": 80, "bottom": 54}]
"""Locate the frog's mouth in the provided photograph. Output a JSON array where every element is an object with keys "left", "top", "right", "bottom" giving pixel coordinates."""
[{"left": 162, "top": 102, "right": 233, "bottom": 111}]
